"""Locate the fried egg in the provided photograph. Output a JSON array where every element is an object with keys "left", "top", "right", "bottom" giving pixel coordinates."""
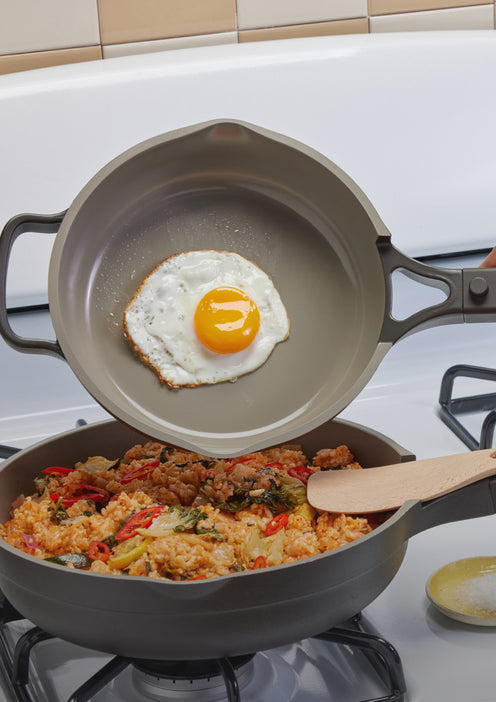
[{"left": 123, "top": 250, "right": 290, "bottom": 387}]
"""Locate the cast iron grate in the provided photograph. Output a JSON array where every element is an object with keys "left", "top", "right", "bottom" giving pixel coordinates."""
[
  {"left": 439, "top": 364, "right": 496, "bottom": 451},
  {"left": 0, "top": 598, "right": 406, "bottom": 702}
]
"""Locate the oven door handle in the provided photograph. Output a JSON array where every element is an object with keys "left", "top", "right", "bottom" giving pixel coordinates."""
[{"left": 0, "top": 211, "right": 66, "bottom": 359}]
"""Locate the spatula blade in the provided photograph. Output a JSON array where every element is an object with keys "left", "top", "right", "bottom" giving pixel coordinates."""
[{"left": 306, "top": 449, "right": 496, "bottom": 513}]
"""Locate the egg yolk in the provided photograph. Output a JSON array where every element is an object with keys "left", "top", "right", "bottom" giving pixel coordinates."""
[{"left": 194, "top": 286, "right": 260, "bottom": 354}]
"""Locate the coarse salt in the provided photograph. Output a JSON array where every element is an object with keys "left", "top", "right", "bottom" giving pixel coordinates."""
[{"left": 456, "top": 572, "right": 496, "bottom": 615}]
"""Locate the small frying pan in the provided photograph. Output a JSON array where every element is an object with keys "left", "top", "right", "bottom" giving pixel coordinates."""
[{"left": 1, "top": 120, "right": 496, "bottom": 456}]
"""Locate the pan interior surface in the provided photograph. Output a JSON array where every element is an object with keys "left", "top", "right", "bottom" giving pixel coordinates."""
[{"left": 50, "top": 122, "right": 386, "bottom": 453}]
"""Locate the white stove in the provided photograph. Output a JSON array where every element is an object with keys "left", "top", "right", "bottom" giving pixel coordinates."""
[{"left": 1, "top": 30, "right": 496, "bottom": 702}]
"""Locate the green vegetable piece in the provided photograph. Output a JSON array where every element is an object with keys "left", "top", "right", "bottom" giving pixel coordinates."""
[
  {"left": 34, "top": 476, "right": 50, "bottom": 493},
  {"left": 202, "top": 468, "right": 306, "bottom": 514},
  {"left": 159, "top": 446, "right": 175, "bottom": 462},
  {"left": 209, "top": 497, "right": 251, "bottom": 513},
  {"left": 49, "top": 503, "right": 70, "bottom": 524},
  {"left": 44, "top": 553, "right": 91, "bottom": 568},
  {"left": 171, "top": 507, "right": 207, "bottom": 532},
  {"left": 195, "top": 525, "right": 227, "bottom": 541},
  {"left": 137, "top": 505, "right": 208, "bottom": 537}
]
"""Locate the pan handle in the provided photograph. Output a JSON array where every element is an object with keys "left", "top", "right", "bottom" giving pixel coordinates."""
[
  {"left": 0, "top": 212, "right": 66, "bottom": 359},
  {"left": 409, "top": 475, "right": 496, "bottom": 536},
  {"left": 377, "top": 240, "right": 496, "bottom": 344}
]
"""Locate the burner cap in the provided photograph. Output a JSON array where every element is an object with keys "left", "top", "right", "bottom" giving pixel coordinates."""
[{"left": 133, "top": 653, "right": 255, "bottom": 681}]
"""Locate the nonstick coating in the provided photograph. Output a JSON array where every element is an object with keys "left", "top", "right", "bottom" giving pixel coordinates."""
[
  {"left": 48, "top": 121, "right": 389, "bottom": 456},
  {"left": 0, "top": 418, "right": 416, "bottom": 659}
]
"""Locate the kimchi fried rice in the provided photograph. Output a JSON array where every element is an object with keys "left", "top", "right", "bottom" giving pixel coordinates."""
[{"left": 0, "top": 441, "right": 380, "bottom": 580}]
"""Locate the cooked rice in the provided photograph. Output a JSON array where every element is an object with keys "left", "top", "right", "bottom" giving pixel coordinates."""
[{"left": 0, "top": 441, "right": 378, "bottom": 581}]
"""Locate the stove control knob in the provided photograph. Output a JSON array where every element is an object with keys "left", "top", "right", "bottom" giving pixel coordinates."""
[{"left": 469, "top": 276, "right": 489, "bottom": 300}]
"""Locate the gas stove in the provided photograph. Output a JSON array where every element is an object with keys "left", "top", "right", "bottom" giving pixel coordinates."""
[
  {"left": 0, "top": 252, "right": 495, "bottom": 702},
  {"left": 1, "top": 30, "right": 496, "bottom": 702},
  {"left": 0, "top": 605, "right": 405, "bottom": 702}
]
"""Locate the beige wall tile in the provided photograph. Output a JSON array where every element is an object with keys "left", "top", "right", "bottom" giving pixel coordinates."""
[
  {"left": 0, "top": 0, "right": 100, "bottom": 56},
  {"left": 239, "top": 18, "right": 369, "bottom": 42},
  {"left": 97, "top": 0, "right": 236, "bottom": 45},
  {"left": 369, "top": 0, "right": 489, "bottom": 14},
  {"left": 103, "top": 32, "right": 237, "bottom": 59},
  {"left": 0, "top": 46, "right": 102, "bottom": 76},
  {"left": 370, "top": 4, "right": 494, "bottom": 31},
  {"left": 0, "top": 0, "right": 494, "bottom": 77},
  {"left": 237, "top": 0, "right": 367, "bottom": 30}
]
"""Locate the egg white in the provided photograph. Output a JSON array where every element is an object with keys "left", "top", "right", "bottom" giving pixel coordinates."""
[{"left": 123, "top": 250, "right": 290, "bottom": 387}]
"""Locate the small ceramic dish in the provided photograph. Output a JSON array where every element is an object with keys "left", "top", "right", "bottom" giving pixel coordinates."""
[{"left": 426, "top": 556, "right": 496, "bottom": 626}]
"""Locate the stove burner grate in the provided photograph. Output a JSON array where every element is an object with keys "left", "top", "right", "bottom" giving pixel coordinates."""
[
  {"left": 439, "top": 364, "right": 496, "bottom": 450},
  {"left": 0, "top": 593, "right": 406, "bottom": 702}
]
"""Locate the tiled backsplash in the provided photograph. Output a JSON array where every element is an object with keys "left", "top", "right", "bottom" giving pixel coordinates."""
[{"left": 0, "top": 0, "right": 495, "bottom": 75}]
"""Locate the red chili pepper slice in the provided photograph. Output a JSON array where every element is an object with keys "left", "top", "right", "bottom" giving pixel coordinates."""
[
  {"left": 50, "top": 493, "right": 60, "bottom": 502},
  {"left": 121, "top": 459, "right": 160, "bottom": 484},
  {"left": 287, "top": 466, "right": 315, "bottom": 484},
  {"left": 41, "top": 466, "right": 74, "bottom": 476},
  {"left": 88, "top": 540, "right": 111, "bottom": 562},
  {"left": 265, "top": 513, "right": 289, "bottom": 536},
  {"left": 116, "top": 505, "right": 165, "bottom": 541},
  {"left": 61, "top": 483, "right": 109, "bottom": 507},
  {"left": 251, "top": 555, "right": 267, "bottom": 569}
]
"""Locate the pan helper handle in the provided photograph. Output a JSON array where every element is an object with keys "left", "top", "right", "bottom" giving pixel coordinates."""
[
  {"left": 377, "top": 239, "right": 496, "bottom": 344},
  {"left": 0, "top": 211, "right": 66, "bottom": 359}
]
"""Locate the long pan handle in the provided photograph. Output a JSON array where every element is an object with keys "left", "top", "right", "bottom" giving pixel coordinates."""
[
  {"left": 409, "top": 474, "right": 496, "bottom": 536},
  {"left": 0, "top": 212, "right": 66, "bottom": 359},
  {"left": 377, "top": 239, "right": 496, "bottom": 344}
]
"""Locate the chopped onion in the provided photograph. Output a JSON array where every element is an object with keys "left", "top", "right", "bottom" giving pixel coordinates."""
[
  {"left": 242, "top": 525, "right": 285, "bottom": 566},
  {"left": 22, "top": 534, "right": 37, "bottom": 550}
]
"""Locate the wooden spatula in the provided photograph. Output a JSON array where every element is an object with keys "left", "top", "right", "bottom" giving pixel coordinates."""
[{"left": 306, "top": 448, "right": 496, "bottom": 513}]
